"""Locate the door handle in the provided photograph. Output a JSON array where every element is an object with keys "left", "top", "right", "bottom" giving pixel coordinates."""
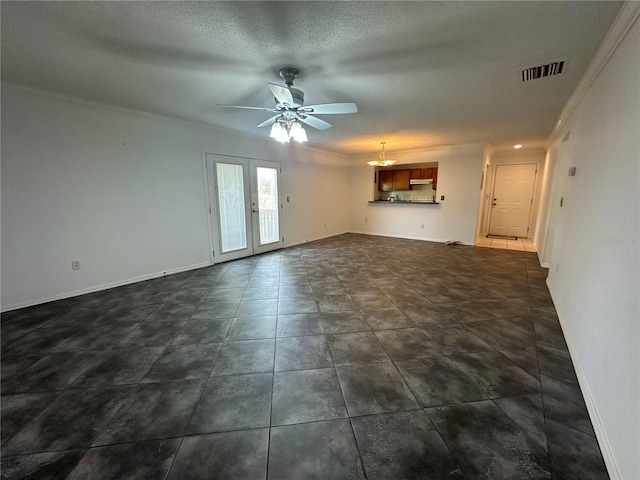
[{"left": 252, "top": 209, "right": 258, "bottom": 213}]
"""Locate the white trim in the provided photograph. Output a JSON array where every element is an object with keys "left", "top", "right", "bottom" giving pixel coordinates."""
[
  {"left": 202, "top": 153, "right": 216, "bottom": 265},
  {"left": 548, "top": 282, "right": 622, "bottom": 479},
  {"left": 348, "top": 230, "right": 473, "bottom": 246},
  {"left": 285, "top": 230, "right": 350, "bottom": 248},
  {"left": 549, "top": 2, "right": 640, "bottom": 144},
  {"left": 1, "top": 262, "right": 211, "bottom": 313}
]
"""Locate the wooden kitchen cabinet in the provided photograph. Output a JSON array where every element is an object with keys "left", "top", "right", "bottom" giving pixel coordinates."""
[
  {"left": 432, "top": 167, "right": 438, "bottom": 189},
  {"left": 394, "top": 169, "right": 410, "bottom": 190},
  {"left": 378, "top": 169, "right": 410, "bottom": 191},
  {"left": 379, "top": 170, "right": 395, "bottom": 191},
  {"left": 409, "top": 169, "right": 423, "bottom": 179}
]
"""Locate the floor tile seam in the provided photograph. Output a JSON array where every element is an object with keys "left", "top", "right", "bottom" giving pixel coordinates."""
[
  {"left": 267, "top": 317, "right": 278, "bottom": 432},
  {"left": 537, "top": 373, "right": 586, "bottom": 402},
  {"left": 179, "top": 375, "right": 213, "bottom": 447},
  {"left": 528, "top": 305, "right": 580, "bottom": 477},
  {"left": 162, "top": 435, "right": 185, "bottom": 480},
  {"left": 270, "top": 407, "right": 352, "bottom": 429},
  {"left": 493, "top": 390, "right": 598, "bottom": 441},
  {"left": 346, "top": 417, "right": 370, "bottom": 479},
  {"left": 11, "top": 309, "right": 70, "bottom": 331},
  {"left": 419, "top": 406, "right": 475, "bottom": 480},
  {"left": 323, "top": 337, "right": 365, "bottom": 423},
  {"left": 90, "top": 432, "right": 187, "bottom": 452},
  {"left": 0, "top": 363, "right": 43, "bottom": 385},
  {"left": 0, "top": 446, "right": 88, "bottom": 460}
]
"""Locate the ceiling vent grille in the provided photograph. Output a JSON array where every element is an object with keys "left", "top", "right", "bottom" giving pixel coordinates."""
[{"left": 522, "top": 61, "right": 565, "bottom": 81}]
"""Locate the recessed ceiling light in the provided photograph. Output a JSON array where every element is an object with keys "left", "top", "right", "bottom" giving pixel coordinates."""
[{"left": 513, "top": 144, "right": 523, "bottom": 149}]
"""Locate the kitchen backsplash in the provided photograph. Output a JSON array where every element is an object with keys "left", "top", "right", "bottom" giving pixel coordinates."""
[{"left": 379, "top": 184, "right": 436, "bottom": 202}]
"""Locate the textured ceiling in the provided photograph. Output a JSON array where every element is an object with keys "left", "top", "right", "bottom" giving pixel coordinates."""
[{"left": 1, "top": 1, "right": 622, "bottom": 155}]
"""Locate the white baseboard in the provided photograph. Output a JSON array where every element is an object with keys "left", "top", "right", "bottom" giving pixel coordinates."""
[
  {"left": 348, "top": 230, "right": 474, "bottom": 245},
  {"left": 284, "top": 230, "right": 349, "bottom": 248},
  {"left": 1, "top": 261, "right": 211, "bottom": 313},
  {"left": 547, "top": 281, "right": 620, "bottom": 479}
]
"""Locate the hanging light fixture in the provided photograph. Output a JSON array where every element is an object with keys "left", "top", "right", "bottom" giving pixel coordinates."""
[
  {"left": 269, "top": 118, "right": 308, "bottom": 144},
  {"left": 367, "top": 142, "right": 396, "bottom": 167},
  {"left": 289, "top": 121, "right": 308, "bottom": 142}
]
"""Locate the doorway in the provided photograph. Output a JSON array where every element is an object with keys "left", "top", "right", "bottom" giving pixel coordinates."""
[
  {"left": 488, "top": 163, "right": 537, "bottom": 238},
  {"left": 205, "top": 153, "right": 283, "bottom": 263}
]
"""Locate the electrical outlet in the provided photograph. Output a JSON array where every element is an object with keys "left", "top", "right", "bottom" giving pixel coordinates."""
[
  {"left": 71, "top": 260, "right": 81, "bottom": 270},
  {"left": 420, "top": 224, "right": 424, "bottom": 229},
  {"left": 365, "top": 218, "right": 368, "bottom": 223},
  {"left": 556, "top": 263, "right": 559, "bottom": 273},
  {"left": 324, "top": 222, "right": 327, "bottom": 228}
]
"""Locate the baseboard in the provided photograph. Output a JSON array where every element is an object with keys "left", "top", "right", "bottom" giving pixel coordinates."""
[
  {"left": 546, "top": 281, "right": 621, "bottom": 479},
  {"left": 347, "top": 230, "right": 474, "bottom": 246},
  {"left": 284, "top": 230, "right": 349, "bottom": 248},
  {"left": 1, "top": 261, "right": 212, "bottom": 313}
]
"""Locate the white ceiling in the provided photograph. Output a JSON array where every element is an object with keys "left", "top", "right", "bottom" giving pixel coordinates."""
[{"left": 1, "top": 1, "right": 622, "bottom": 156}]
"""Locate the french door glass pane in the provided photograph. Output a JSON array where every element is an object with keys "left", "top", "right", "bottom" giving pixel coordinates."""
[
  {"left": 256, "top": 167, "right": 279, "bottom": 245},
  {"left": 216, "top": 163, "right": 247, "bottom": 253}
]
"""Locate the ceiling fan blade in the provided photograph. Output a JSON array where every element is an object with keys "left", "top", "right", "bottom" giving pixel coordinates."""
[
  {"left": 268, "top": 83, "right": 294, "bottom": 107},
  {"left": 297, "top": 114, "right": 332, "bottom": 130},
  {"left": 299, "top": 103, "right": 358, "bottom": 115},
  {"left": 256, "top": 115, "right": 280, "bottom": 128},
  {"left": 217, "top": 105, "right": 278, "bottom": 112}
]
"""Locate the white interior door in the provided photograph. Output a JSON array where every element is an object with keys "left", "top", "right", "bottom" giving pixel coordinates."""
[
  {"left": 206, "top": 154, "right": 283, "bottom": 263},
  {"left": 489, "top": 164, "right": 537, "bottom": 237}
]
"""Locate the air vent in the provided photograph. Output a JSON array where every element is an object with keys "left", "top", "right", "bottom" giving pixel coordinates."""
[{"left": 522, "top": 61, "right": 565, "bottom": 82}]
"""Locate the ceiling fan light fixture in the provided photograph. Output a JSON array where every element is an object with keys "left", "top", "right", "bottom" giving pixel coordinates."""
[
  {"left": 367, "top": 142, "right": 396, "bottom": 167},
  {"left": 290, "top": 122, "right": 308, "bottom": 142},
  {"left": 270, "top": 122, "right": 289, "bottom": 143}
]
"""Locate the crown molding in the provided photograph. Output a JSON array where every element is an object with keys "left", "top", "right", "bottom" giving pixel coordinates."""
[{"left": 549, "top": 1, "right": 640, "bottom": 143}]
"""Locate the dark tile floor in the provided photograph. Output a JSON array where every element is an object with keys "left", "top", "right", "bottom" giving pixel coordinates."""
[{"left": 1, "top": 233, "right": 609, "bottom": 479}]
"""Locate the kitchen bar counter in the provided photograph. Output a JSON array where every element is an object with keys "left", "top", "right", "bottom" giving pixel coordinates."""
[{"left": 368, "top": 200, "right": 440, "bottom": 205}]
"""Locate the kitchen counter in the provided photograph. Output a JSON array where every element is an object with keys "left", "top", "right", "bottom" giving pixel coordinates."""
[{"left": 368, "top": 200, "right": 440, "bottom": 205}]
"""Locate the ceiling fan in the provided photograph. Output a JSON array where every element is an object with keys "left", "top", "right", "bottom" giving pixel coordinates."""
[{"left": 218, "top": 67, "right": 358, "bottom": 142}]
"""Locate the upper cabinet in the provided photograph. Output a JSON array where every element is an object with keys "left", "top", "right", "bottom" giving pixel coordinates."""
[
  {"left": 395, "top": 169, "right": 410, "bottom": 190},
  {"left": 379, "top": 169, "right": 410, "bottom": 191},
  {"left": 379, "top": 170, "right": 395, "bottom": 191},
  {"left": 378, "top": 163, "right": 438, "bottom": 192},
  {"left": 409, "top": 169, "right": 422, "bottom": 179},
  {"left": 409, "top": 167, "right": 436, "bottom": 180}
]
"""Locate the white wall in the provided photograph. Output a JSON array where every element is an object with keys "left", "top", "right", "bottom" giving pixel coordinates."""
[
  {"left": 348, "top": 144, "right": 484, "bottom": 244},
  {"left": 478, "top": 148, "right": 546, "bottom": 238},
  {"left": 539, "top": 17, "right": 639, "bottom": 480},
  {"left": 1, "top": 83, "right": 349, "bottom": 310}
]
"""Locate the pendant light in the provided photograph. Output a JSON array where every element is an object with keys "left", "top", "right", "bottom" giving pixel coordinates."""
[{"left": 367, "top": 142, "right": 396, "bottom": 167}]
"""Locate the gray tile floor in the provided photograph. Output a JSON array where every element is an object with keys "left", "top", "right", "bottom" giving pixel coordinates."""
[{"left": 1, "top": 233, "right": 609, "bottom": 479}]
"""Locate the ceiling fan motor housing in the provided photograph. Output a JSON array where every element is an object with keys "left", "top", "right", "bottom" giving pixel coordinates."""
[{"left": 288, "top": 88, "right": 304, "bottom": 108}]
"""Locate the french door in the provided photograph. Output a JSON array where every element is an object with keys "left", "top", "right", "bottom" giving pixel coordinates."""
[{"left": 206, "top": 153, "right": 283, "bottom": 263}]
